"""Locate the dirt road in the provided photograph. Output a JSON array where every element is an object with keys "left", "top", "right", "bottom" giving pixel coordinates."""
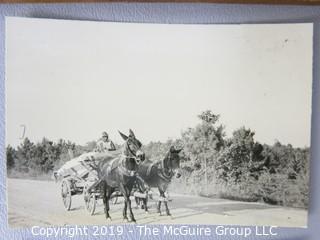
[{"left": 7, "top": 178, "right": 307, "bottom": 228}]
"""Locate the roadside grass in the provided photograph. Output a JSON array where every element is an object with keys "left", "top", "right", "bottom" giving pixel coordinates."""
[
  {"left": 171, "top": 171, "right": 309, "bottom": 209},
  {"left": 7, "top": 169, "right": 53, "bottom": 181}
]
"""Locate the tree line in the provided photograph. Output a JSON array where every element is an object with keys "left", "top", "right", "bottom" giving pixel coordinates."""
[
  {"left": 6, "top": 110, "right": 309, "bottom": 208},
  {"left": 144, "top": 110, "right": 309, "bottom": 208}
]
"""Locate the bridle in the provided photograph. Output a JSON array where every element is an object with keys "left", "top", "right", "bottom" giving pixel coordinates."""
[
  {"left": 118, "top": 139, "right": 143, "bottom": 176},
  {"left": 126, "top": 139, "right": 137, "bottom": 157},
  {"left": 157, "top": 152, "right": 176, "bottom": 182}
]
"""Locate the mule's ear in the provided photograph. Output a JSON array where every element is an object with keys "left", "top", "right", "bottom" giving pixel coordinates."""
[
  {"left": 175, "top": 147, "right": 183, "bottom": 154},
  {"left": 170, "top": 146, "right": 183, "bottom": 153},
  {"left": 118, "top": 131, "right": 128, "bottom": 141},
  {"left": 129, "top": 129, "right": 135, "bottom": 138}
]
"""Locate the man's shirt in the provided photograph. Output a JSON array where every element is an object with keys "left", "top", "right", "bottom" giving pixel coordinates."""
[{"left": 95, "top": 139, "right": 116, "bottom": 152}]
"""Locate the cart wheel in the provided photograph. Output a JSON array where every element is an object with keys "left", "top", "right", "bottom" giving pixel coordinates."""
[
  {"left": 84, "top": 186, "right": 96, "bottom": 215},
  {"left": 61, "top": 179, "right": 72, "bottom": 211},
  {"left": 84, "top": 193, "right": 96, "bottom": 215}
]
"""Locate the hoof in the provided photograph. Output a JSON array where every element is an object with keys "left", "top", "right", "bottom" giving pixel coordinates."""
[
  {"left": 145, "top": 211, "right": 149, "bottom": 214},
  {"left": 123, "top": 218, "right": 129, "bottom": 223},
  {"left": 106, "top": 217, "right": 112, "bottom": 221}
]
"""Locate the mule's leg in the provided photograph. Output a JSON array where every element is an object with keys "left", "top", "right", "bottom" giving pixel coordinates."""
[
  {"left": 123, "top": 196, "right": 128, "bottom": 222},
  {"left": 102, "top": 182, "right": 107, "bottom": 217},
  {"left": 158, "top": 188, "right": 171, "bottom": 216},
  {"left": 163, "top": 191, "right": 171, "bottom": 216},
  {"left": 144, "top": 193, "right": 149, "bottom": 213},
  {"left": 105, "top": 187, "right": 113, "bottom": 220},
  {"left": 134, "top": 196, "right": 140, "bottom": 209},
  {"left": 127, "top": 191, "right": 136, "bottom": 222},
  {"left": 102, "top": 182, "right": 111, "bottom": 220},
  {"left": 157, "top": 187, "right": 162, "bottom": 215},
  {"left": 157, "top": 201, "right": 161, "bottom": 214},
  {"left": 119, "top": 183, "right": 129, "bottom": 222},
  {"left": 141, "top": 197, "right": 145, "bottom": 209},
  {"left": 139, "top": 198, "right": 144, "bottom": 210},
  {"left": 123, "top": 184, "right": 136, "bottom": 222}
]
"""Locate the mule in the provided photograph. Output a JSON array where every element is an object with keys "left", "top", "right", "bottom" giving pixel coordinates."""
[
  {"left": 98, "top": 129, "right": 144, "bottom": 222},
  {"left": 135, "top": 146, "right": 182, "bottom": 216}
]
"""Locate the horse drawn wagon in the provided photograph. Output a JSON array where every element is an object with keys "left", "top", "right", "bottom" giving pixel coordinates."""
[
  {"left": 54, "top": 130, "right": 182, "bottom": 222},
  {"left": 54, "top": 149, "right": 149, "bottom": 216},
  {"left": 54, "top": 151, "right": 122, "bottom": 215}
]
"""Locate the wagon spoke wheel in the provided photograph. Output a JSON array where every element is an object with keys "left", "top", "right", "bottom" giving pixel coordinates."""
[
  {"left": 61, "top": 179, "right": 72, "bottom": 211},
  {"left": 84, "top": 186, "right": 96, "bottom": 215}
]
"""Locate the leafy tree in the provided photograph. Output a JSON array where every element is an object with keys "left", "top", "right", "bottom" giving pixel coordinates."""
[
  {"left": 6, "top": 145, "right": 16, "bottom": 171},
  {"left": 198, "top": 110, "right": 220, "bottom": 124},
  {"left": 217, "top": 127, "right": 257, "bottom": 182},
  {"left": 16, "top": 138, "right": 35, "bottom": 172},
  {"left": 182, "top": 110, "right": 225, "bottom": 169},
  {"left": 288, "top": 147, "right": 309, "bottom": 179}
]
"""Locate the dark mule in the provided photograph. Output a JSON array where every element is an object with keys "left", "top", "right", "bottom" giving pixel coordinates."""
[
  {"left": 135, "top": 146, "right": 182, "bottom": 216},
  {"left": 98, "top": 129, "right": 144, "bottom": 222}
]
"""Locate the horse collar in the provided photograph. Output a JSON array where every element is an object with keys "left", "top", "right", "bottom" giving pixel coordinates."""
[
  {"left": 159, "top": 158, "right": 173, "bottom": 181},
  {"left": 118, "top": 155, "right": 136, "bottom": 177},
  {"left": 158, "top": 169, "right": 173, "bottom": 182}
]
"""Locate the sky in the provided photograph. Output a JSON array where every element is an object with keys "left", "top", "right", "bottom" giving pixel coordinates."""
[{"left": 6, "top": 17, "right": 313, "bottom": 148}]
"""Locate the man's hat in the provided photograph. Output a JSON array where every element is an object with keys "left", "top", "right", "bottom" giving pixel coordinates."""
[{"left": 102, "top": 131, "right": 108, "bottom": 137}]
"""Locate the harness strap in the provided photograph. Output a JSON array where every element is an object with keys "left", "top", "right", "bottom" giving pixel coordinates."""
[
  {"left": 126, "top": 140, "right": 137, "bottom": 157},
  {"left": 160, "top": 158, "right": 174, "bottom": 179},
  {"left": 118, "top": 164, "right": 136, "bottom": 177},
  {"left": 154, "top": 160, "right": 173, "bottom": 183},
  {"left": 105, "top": 155, "right": 137, "bottom": 177},
  {"left": 146, "top": 163, "right": 154, "bottom": 177},
  {"left": 157, "top": 170, "right": 173, "bottom": 182},
  {"left": 135, "top": 174, "right": 150, "bottom": 191}
]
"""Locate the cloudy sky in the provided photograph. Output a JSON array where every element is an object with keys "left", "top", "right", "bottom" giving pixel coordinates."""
[{"left": 6, "top": 17, "right": 313, "bottom": 147}]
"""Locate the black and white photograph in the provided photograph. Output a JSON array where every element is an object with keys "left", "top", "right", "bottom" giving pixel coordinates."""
[{"left": 5, "top": 17, "right": 312, "bottom": 227}]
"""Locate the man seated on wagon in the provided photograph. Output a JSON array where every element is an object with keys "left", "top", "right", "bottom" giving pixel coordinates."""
[{"left": 95, "top": 131, "right": 116, "bottom": 152}]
